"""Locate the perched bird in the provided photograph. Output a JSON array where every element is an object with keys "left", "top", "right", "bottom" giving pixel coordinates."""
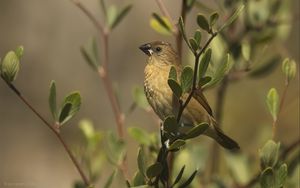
[{"left": 139, "top": 41, "right": 239, "bottom": 150}]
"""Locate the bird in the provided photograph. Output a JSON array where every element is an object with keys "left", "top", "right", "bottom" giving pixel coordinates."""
[{"left": 139, "top": 41, "right": 239, "bottom": 150}]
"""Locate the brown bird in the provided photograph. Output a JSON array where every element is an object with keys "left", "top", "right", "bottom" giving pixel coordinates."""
[{"left": 139, "top": 41, "right": 239, "bottom": 150}]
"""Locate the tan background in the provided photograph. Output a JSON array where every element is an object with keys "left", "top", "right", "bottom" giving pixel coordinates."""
[{"left": 0, "top": 0, "right": 299, "bottom": 187}]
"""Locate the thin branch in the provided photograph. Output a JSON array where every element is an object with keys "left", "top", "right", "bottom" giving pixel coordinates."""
[
  {"left": 71, "top": 0, "right": 106, "bottom": 35},
  {"left": 1, "top": 76, "right": 91, "bottom": 187},
  {"left": 71, "top": 0, "right": 128, "bottom": 179},
  {"left": 177, "top": 32, "right": 218, "bottom": 122}
]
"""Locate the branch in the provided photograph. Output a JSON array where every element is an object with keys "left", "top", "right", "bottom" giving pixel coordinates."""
[
  {"left": 71, "top": 0, "right": 128, "bottom": 179},
  {"left": 177, "top": 32, "right": 218, "bottom": 122},
  {"left": 1, "top": 76, "right": 91, "bottom": 187},
  {"left": 70, "top": 0, "right": 106, "bottom": 35}
]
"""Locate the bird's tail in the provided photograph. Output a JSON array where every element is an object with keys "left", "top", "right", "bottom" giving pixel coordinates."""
[{"left": 208, "top": 119, "right": 240, "bottom": 150}]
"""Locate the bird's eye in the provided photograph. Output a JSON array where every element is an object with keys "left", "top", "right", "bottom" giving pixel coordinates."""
[{"left": 156, "top": 47, "right": 162, "bottom": 52}]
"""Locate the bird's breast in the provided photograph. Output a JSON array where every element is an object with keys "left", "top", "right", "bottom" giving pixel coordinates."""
[{"left": 144, "top": 64, "right": 174, "bottom": 120}]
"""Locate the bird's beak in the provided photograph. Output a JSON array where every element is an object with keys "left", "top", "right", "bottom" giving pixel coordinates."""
[{"left": 139, "top": 43, "right": 153, "bottom": 56}]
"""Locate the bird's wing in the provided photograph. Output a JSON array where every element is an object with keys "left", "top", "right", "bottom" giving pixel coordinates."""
[{"left": 192, "top": 88, "right": 213, "bottom": 116}]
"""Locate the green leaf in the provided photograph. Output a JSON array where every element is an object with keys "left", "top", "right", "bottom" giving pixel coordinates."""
[
  {"left": 218, "top": 5, "right": 245, "bottom": 32},
  {"left": 204, "top": 53, "right": 233, "bottom": 88},
  {"left": 79, "top": 119, "right": 95, "bottom": 140},
  {"left": 198, "top": 48, "right": 212, "bottom": 79},
  {"left": 132, "top": 87, "right": 149, "bottom": 110},
  {"left": 172, "top": 165, "right": 185, "bottom": 186},
  {"left": 58, "top": 103, "right": 72, "bottom": 124},
  {"left": 49, "top": 80, "right": 57, "bottom": 120},
  {"left": 163, "top": 116, "right": 178, "bottom": 133},
  {"left": 260, "top": 167, "right": 274, "bottom": 188},
  {"left": 14, "top": 46, "right": 24, "bottom": 60},
  {"left": 183, "top": 123, "right": 209, "bottom": 140},
  {"left": 241, "top": 41, "right": 251, "bottom": 61},
  {"left": 169, "top": 139, "right": 186, "bottom": 150},
  {"left": 110, "top": 4, "right": 132, "bottom": 29},
  {"left": 199, "top": 76, "right": 212, "bottom": 87},
  {"left": 58, "top": 92, "right": 81, "bottom": 125},
  {"left": 180, "top": 66, "right": 194, "bottom": 93},
  {"left": 146, "top": 162, "right": 163, "bottom": 178},
  {"left": 178, "top": 170, "right": 198, "bottom": 188},
  {"left": 107, "top": 131, "right": 126, "bottom": 165},
  {"left": 150, "top": 13, "right": 172, "bottom": 35},
  {"left": 137, "top": 147, "right": 147, "bottom": 177},
  {"left": 178, "top": 17, "right": 192, "bottom": 51},
  {"left": 249, "top": 56, "right": 281, "bottom": 78},
  {"left": 132, "top": 171, "right": 146, "bottom": 186},
  {"left": 168, "top": 79, "right": 182, "bottom": 99},
  {"left": 259, "top": 140, "right": 280, "bottom": 169},
  {"left": 275, "top": 163, "right": 288, "bottom": 187},
  {"left": 194, "top": 30, "right": 202, "bottom": 46},
  {"left": 209, "top": 12, "right": 219, "bottom": 26},
  {"left": 80, "top": 38, "right": 99, "bottom": 71},
  {"left": 104, "top": 170, "right": 116, "bottom": 188},
  {"left": 266, "top": 88, "right": 279, "bottom": 122},
  {"left": 168, "top": 66, "right": 177, "bottom": 81},
  {"left": 107, "top": 5, "right": 118, "bottom": 28},
  {"left": 128, "top": 127, "right": 151, "bottom": 146},
  {"left": 189, "top": 38, "right": 199, "bottom": 52},
  {"left": 282, "top": 58, "right": 297, "bottom": 83},
  {"left": 197, "top": 14, "right": 210, "bottom": 32},
  {"left": 0, "top": 51, "right": 20, "bottom": 82}
]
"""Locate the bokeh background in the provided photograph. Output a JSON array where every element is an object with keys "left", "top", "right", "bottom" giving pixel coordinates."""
[{"left": 0, "top": 0, "right": 299, "bottom": 188}]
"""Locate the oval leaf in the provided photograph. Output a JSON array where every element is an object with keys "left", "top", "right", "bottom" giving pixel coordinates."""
[
  {"left": 169, "top": 66, "right": 178, "bottom": 81},
  {"left": 59, "top": 92, "right": 81, "bottom": 125},
  {"left": 184, "top": 123, "right": 209, "bottom": 140},
  {"left": 49, "top": 80, "right": 57, "bottom": 120},
  {"left": 194, "top": 30, "right": 202, "bottom": 45},
  {"left": 198, "top": 48, "right": 212, "bottom": 79},
  {"left": 169, "top": 139, "right": 186, "bottom": 150},
  {"left": 282, "top": 58, "right": 297, "bottom": 83},
  {"left": 150, "top": 13, "right": 172, "bottom": 35},
  {"left": 266, "top": 88, "right": 279, "bottom": 122},
  {"left": 209, "top": 12, "right": 219, "bottom": 26},
  {"left": 260, "top": 167, "right": 274, "bottom": 188},
  {"left": 180, "top": 66, "right": 194, "bottom": 93},
  {"left": 259, "top": 140, "right": 280, "bottom": 168},
  {"left": 197, "top": 14, "right": 210, "bottom": 32},
  {"left": 111, "top": 4, "right": 132, "bottom": 29},
  {"left": 168, "top": 79, "right": 182, "bottom": 99}
]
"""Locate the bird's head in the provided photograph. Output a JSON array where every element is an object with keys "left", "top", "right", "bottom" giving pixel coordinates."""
[{"left": 139, "top": 41, "right": 179, "bottom": 65}]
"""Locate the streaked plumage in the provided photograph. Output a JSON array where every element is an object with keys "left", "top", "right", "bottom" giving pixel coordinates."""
[{"left": 139, "top": 41, "right": 239, "bottom": 150}]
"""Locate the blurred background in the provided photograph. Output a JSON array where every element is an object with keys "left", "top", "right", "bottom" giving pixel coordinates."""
[{"left": 0, "top": 0, "right": 299, "bottom": 187}]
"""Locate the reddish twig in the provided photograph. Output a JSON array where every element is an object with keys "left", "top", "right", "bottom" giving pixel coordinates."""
[
  {"left": 71, "top": 0, "right": 128, "bottom": 179},
  {"left": 1, "top": 76, "right": 91, "bottom": 187}
]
